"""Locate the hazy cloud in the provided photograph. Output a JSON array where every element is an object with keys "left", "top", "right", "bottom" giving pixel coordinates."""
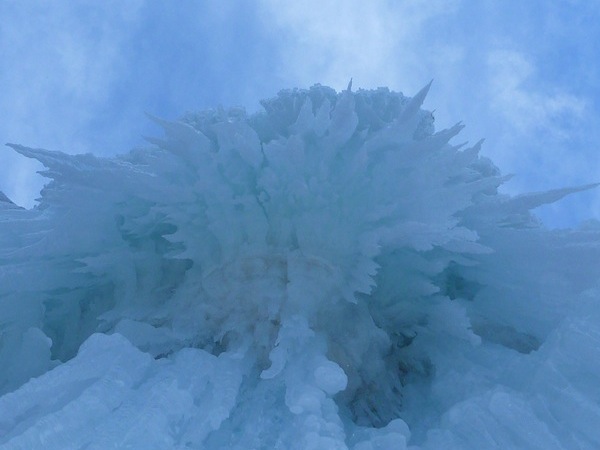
[
  {"left": 0, "top": 1, "right": 598, "bottom": 226},
  {"left": 257, "top": 0, "right": 460, "bottom": 91},
  {"left": 487, "top": 50, "right": 586, "bottom": 136}
]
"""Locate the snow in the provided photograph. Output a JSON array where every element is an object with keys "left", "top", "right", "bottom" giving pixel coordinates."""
[{"left": 0, "top": 84, "right": 599, "bottom": 449}]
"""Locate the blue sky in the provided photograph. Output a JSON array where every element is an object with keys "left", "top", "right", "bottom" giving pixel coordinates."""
[{"left": 1, "top": 0, "right": 598, "bottom": 227}]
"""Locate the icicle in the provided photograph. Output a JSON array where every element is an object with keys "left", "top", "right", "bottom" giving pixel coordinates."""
[
  {"left": 0, "top": 191, "right": 17, "bottom": 206},
  {"left": 506, "top": 183, "right": 600, "bottom": 212},
  {"left": 146, "top": 114, "right": 212, "bottom": 163},
  {"left": 397, "top": 79, "right": 433, "bottom": 123},
  {"left": 418, "top": 122, "right": 465, "bottom": 151},
  {"left": 327, "top": 82, "right": 358, "bottom": 147}
]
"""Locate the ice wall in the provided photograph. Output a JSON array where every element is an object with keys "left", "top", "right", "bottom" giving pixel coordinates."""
[{"left": 0, "top": 83, "right": 599, "bottom": 449}]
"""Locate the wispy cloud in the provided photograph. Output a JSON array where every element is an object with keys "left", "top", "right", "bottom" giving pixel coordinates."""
[
  {"left": 487, "top": 50, "right": 586, "bottom": 136},
  {"left": 257, "top": 0, "right": 459, "bottom": 91},
  {"left": 0, "top": 1, "right": 144, "bottom": 149},
  {"left": 0, "top": 1, "right": 598, "bottom": 226}
]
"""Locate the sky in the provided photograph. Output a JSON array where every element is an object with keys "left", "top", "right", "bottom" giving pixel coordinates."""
[{"left": 0, "top": 0, "right": 599, "bottom": 228}]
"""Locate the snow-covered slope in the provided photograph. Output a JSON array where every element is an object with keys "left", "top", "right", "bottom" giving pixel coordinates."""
[{"left": 0, "top": 83, "right": 599, "bottom": 449}]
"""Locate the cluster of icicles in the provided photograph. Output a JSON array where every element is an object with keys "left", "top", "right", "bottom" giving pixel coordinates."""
[{"left": 0, "top": 82, "right": 599, "bottom": 449}]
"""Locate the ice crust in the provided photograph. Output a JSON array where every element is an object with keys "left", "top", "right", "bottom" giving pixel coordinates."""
[{"left": 0, "top": 84, "right": 599, "bottom": 449}]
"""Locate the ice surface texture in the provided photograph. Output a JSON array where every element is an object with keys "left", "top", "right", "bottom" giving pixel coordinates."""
[{"left": 0, "top": 83, "right": 599, "bottom": 449}]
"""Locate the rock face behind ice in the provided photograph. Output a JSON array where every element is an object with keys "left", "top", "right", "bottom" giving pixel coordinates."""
[{"left": 0, "top": 84, "right": 599, "bottom": 449}]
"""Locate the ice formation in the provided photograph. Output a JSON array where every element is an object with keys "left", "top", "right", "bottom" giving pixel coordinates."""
[{"left": 0, "top": 83, "right": 599, "bottom": 449}]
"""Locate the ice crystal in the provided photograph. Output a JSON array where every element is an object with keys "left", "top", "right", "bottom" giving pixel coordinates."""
[{"left": 0, "top": 83, "right": 599, "bottom": 449}]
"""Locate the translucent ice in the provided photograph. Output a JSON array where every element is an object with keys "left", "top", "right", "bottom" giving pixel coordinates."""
[{"left": 0, "top": 84, "right": 599, "bottom": 449}]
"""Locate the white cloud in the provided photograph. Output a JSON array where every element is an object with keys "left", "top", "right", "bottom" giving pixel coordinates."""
[
  {"left": 0, "top": 1, "right": 144, "bottom": 149},
  {"left": 487, "top": 50, "right": 586, "bottom": 135},
  {"left": 257, "top": 0, "right": 460, "bottom": 92}
]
